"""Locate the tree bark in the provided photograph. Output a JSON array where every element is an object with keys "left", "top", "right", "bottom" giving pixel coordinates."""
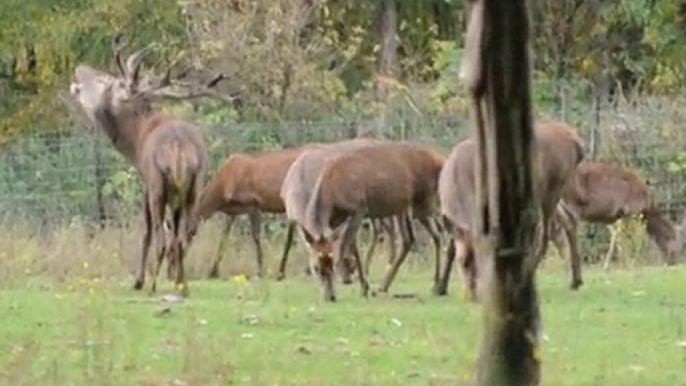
[
  {"left": 461, "top": 0, "right": 541, "bottom": 385},
  {"left": 377, "top": 0, "right": 398, "bottom": 99}
]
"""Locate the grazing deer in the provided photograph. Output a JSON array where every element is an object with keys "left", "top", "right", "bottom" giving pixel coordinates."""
[
  {"left": 550, "top": 161, "right": 679, "bottom": 279},
  {"left": 70, "top": 36, "right": 225, "bottom": 296},
  {"left": 300, "top": 141, "right": 445, "bottom": 301},
  {"left": 194, "top": 145, "right": 316, "bottom": 280},
  {"left": 280, "top": 139, "right": 386, "bottom": 287},
  {"left": 436, "top": 120, "right": 584, "bottom": 300}
]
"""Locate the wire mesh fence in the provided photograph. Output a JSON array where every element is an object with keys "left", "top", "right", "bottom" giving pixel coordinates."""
[
  {"left": 1, "top": 96, "right": 685, "bottom": 233},
  {"left": 0, "top": 116, "right": 469, "bottom": 229}
]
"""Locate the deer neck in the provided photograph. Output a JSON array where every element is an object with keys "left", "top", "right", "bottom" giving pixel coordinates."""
[
  {"left": 196, "top": 180, "right": 223, "bottom": 222},
  {"left": 93, "top": 103, "right": 156, "bottom": 168}
]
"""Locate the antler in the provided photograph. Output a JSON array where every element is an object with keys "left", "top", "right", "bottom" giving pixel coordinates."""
[
  {"left": 125, "top": 43, "right": 156, "bottom": 87},
  {"left": 137, "top": 71, "right": 233, "bottom": 103},
  {"left": 112, "top": 34, "right": 128, "bottom": 78},
  {"left": 111, "top": 33, "right": 157, "bottom": 88},
  {"left": 110, "top": 34, "right": 232, "bottom": 103}
]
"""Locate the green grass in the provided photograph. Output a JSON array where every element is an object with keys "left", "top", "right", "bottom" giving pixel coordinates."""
[{"left": 1, "top": 263, "right": 685, "bottom": 386}]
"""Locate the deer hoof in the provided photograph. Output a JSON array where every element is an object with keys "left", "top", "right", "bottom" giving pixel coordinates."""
[
  {"left": 176, "top": 283, "right": 190, "bottom": 298},
  {"left": 207, "top": 267, "right": 220, "bottom": 279},
  {"left": 570, "top": 280, "right": 583, "bottom": 291},
  {"left": 432, "top": 285, "right": 448, "bottom": 297},
  {"left": 275, "top": 272, "right": 286, "bottom": 281},
  {"left": 148, "top": 284, "right": 157, "bottom": 297},
  {"left": 133, "top": 278, "right": 144, "bottom": 291},
  {"left": 323, "top": 294, "right": 337, "bottom": 302}
]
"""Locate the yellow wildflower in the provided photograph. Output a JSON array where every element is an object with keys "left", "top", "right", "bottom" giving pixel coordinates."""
[{"left": 233, "top": 274, "right": 248, "bottom": 284}]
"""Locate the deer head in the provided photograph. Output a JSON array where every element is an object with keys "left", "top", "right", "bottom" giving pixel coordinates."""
[
  {"left": 70, "top": 36, "right": 158, "bottom": 121},
  {"left": 70, "top": 35, "right": 229, "bottom": 160}
]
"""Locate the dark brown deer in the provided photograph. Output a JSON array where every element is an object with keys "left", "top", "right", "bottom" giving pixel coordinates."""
[
  {"left": 436, "top": 120, "right": 584, "bottom": 300},
  {"left": 550, "top": 161, "right": 678, "bottom": 278},
  {"left": 300, "top": 141, "right": 445, "bottom": 301},
  {"left": 70, "top": 36, "right": 225, "bottom": 296},
  {"left": 194, "top": 145, "right": 317, "bottom": 280}
]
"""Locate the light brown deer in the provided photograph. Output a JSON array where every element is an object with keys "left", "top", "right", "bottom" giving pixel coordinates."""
[
  {"left": 436, "top": 120, "right": 584, "bottom": 300},
  {"left": 300, "top": 141, "right": 445, "bottom": 301},
  {"left": 194, "top": 145, "right": 316, "bottom": 280},
  {"left": 70, "top": 36, "right": 225, "bottom": 296},
  {"left": 550, "top": 161, "right": 679, "bottom": 279},
  {"left": 280, "top": 138, "right": 387, "bottom": 290}
]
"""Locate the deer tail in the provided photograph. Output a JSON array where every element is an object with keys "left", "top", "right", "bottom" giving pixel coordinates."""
[{"left": 156, "top": 141, "right": 200, "bottom": 193}]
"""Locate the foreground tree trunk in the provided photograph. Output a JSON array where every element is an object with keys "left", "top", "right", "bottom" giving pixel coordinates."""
[{"left": 461, "top": 0, "right": 541, "bottom": 385}]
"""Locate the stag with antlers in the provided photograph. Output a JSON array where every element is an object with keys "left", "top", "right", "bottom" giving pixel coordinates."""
[{"left": 69, "top": 35, "right": 226, "bottom": 296}]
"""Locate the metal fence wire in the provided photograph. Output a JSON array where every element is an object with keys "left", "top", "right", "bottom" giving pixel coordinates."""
[
  {"left": 0, "top": 117, "right": 466, "bottom": 228},
  {"left": 1, "top": 100, "right": 685, "bottom": 230}
]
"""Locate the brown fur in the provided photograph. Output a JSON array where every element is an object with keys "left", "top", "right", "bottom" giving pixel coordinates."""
[
  {"left": 71, "top": 44, "right": 212, "bottom": 297},
  {"left": 552, "top": 161, "right": 678, "bottom": 273},
  {"left": 437, "top": 120, "right": 584, "bottom": 300},
  {"left": 280, "top": 138, "right": 387, "bottom": 295},
  {"left": 195, "top": 145, "right": 316, "bottom": 279},
  {"left": 302, "top": 141, "right": 445, "bottom": 301}
]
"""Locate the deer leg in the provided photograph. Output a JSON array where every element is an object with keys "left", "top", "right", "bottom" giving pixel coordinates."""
[
  {"left": 418, "top": 216, "right": 442, "bottom": 294},
  {"left": 134, "top": 196, "right": 152, "bottom": 290},
  {"left": 334, "top": 221, "right": 355, "bottom": 285},
  {"left": 148, "top": 196, "right": 167, "bottom": 295},
  {"left": 339, "top": 213, "right": 368, "bottom": 298},
  {"left": 208, "top": 215, "right": 235, "bottom": 279},
  {"left": 249, "top": 211, "right": 264, "bottom": 278},
  {"left": 378, "top": 214, "right": 415, "bottom": 293},
  {"left": 382, "top": 216, "right": 399, "bottom": 266},
  {"left": 535, "top": 208, "right": 553, "bottom": 266},
  {"left": 171, "top": 207, "right": 190, "bottom": 297},
  {"left": 364, "top": 219, "right": 383, "bottom": 276},
  {"left": 559, "top": 209, "right": 583, "bottom": 290},
  {"left": 603, "top": 223, "right": 619, "bottom": 271},
  {"left": 164, "top": 219, "right": 177, "bottom": 281},
  {"left": 434, "top": 237, "right": 456, "bottom": 296},
  {"left": 276, "top": 221, "right": 296, "bottom": 281}
]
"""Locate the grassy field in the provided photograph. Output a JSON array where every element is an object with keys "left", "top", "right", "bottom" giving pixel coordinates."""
[{"left": 0, "top": 222, "right": 685, "bottom": 386}]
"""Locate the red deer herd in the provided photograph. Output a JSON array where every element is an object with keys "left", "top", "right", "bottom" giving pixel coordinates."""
[{"left": 69, "top": 37, "right": 682, "bottom": 301}]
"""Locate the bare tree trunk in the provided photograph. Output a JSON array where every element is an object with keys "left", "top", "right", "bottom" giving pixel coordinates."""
[
  {"left": 374, "top": 0, "right": 398, "bottom": 135},
  {"left": 377, "top": 0, "right": 398, "bottom": 99},
  {"left": 461, "top": 0, "right": 540, "bottom": 385}
]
